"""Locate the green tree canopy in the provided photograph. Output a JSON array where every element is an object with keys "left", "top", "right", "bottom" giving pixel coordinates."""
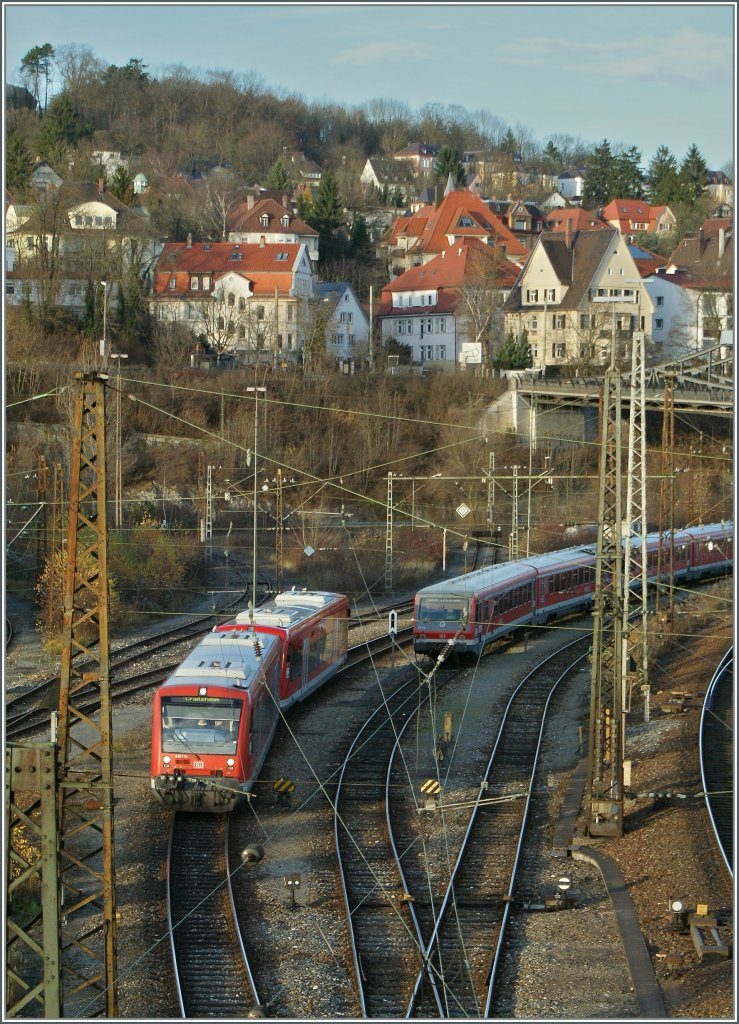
[
  {"left": 582, "top": 139, "right": 614, "bottom": 208},
  {"left": 679, "top": 144, "right": 708, "bottom": 204},
  {"left": 434, "top": 146, "right": 466, "bottom": 190},
  {"left": 646, "top": 145, "right": 681, "bottom": 204},
  {"left": 109, "top": 164, "right": 135, "bottom": 205},
  {"left": 6, "top": 130, "right": 33, "bottom": 195},
  {"left": 306, "top": 170, "right": 346, "bottom": 263},
  {"left": 263, "top": 159, "right": 293, "bottom": 192},
  {"left": 20, "top": 42, "right": 54, "bottom": 114}
]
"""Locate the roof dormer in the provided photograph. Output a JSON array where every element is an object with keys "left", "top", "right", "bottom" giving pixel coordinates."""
[
  {"left": 260, "top": 213, "right": 269, "bottom": 227},
  {"left": 281, "top": 214, "right": 290, "bottom": 228}
]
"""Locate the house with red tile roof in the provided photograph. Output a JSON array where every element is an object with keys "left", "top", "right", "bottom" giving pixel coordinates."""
[
  {"left": 226, "top": 196, "right": 319, "bottom": 261},
  {"left": 542, "top": 208, "right": 610, "bottom": 233},
  {"left": 601, "top": 198, "right": 676, "bottom": 240},
  {"left": 377, "top": 237, "right": 520, "bottom": 369},
  {"left": 377, "top": 189, "right": 528, "bottom": 277},
  {"left": 147, "top": 239, "right": 314, "bottom": 363}
]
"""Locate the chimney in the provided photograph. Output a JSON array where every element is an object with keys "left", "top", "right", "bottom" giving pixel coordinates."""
[
  {"left": 282, "top": 193, "right": 288, "bottom": 208},
  {"left": 98, "top": 177, "right": 104, "bottom": 196},
  {"left": 718, "top": 227, "right": 726, "bottom": 259},
  {"left": 247, "top": 194, "right": 255, "bottom": 210},
  {"left": 260, "top": 235, "right": 266, "bottom": 247},
  {"left": 565, "top": 218, "right": 572, "bottom": 251},
  {"left": 187, "top": 232, "right": 192, "bottom": 248},
  {"left": 698, "top": 227, "right": 705, "bottom": 255}
]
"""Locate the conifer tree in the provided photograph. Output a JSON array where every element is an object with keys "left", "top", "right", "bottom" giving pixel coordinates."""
[
  {"left": 646, "top": 145, "right": 681, "bottom": 204},
  {"left": 307, "top": 170, "right": 345, "bottom": 263},
  {"left": 678, "top": 144, "right": 708, "bottom": 204}
]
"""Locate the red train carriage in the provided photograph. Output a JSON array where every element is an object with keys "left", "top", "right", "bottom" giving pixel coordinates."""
[
  {"left": 684, "top": 522, "right": 733, "bottom": 579},
  {"left": 151, "top": 630, "right": 282, "bottom": 811},
  {"left": 151, "top": 591, "right": 350, "bottom": 812},
  {"left": 527, "top": 545, "right": 597, "bottom": 624},
  {"left": 214, "top": 590, "right": 350, "bottom": 708},
  {"left": 413, "top": 561, "right": 537, "bottom": 656}
]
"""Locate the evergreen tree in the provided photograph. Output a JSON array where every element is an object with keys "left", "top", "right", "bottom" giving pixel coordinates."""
[
  {"left": 109, "top": 165, "right": 135, "bottom": 205},
  {"left": 37, "top": 94, "right": 85, "bottom": 166},
  {"left": 542, "top": 140, "right": 562, "bottom": 174},
  {"left": 582, "top": 139, "right": 614, "bottom": 208},
  {"left": 349, "top": 214, "right": 374, "bottom": 262},
  {"left": 306, "top": 170, "right": 345, "bottom": 263},
  {"left": 434, "top": 146, "right": 466, "bottom": 189},
  {"left": 295, "top": 185, "right": 313, "bottom": 222},
  {"left": 646, "top": 145, "right": 681, "bottom": 204},
  {"left": 20, "top": 42, "right": 54, "bottom": 115},
  {"left": 6, "top": 131, "right": 33, "bottom": 195},
  {"left": 264, "top": 160, "right": 293, "bottom": 192},
  {"left": 500, "top": 128, "right": 519, "bottom": 157},
  {"left": 678, "top": 144, "right": 708, "bottom": 204},
  {"left": 611, "top": 146, "right": 645, "bottom": 198}
]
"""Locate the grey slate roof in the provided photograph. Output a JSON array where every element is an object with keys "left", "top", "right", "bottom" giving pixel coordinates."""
[{"left": 504, "top": 228, "right": 619, "bottom": 312}]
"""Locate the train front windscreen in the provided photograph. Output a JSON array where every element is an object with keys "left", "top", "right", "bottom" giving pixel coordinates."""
[
  {"left": 160, "top": 696, "right": 242, "bottom": 755},
  {"left": 416, "top": 595, "right": 469, "bottom": 628}
]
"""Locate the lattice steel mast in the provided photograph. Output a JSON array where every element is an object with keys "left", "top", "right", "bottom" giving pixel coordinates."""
[
  {"left": 56, "top": 371, "right": 118, "bottom": 1016},
  {"left": 586, "top": 349, "right": 625, "bottom": 837}
]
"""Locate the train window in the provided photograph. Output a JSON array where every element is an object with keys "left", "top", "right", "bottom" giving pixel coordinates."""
[
  {"left": 417, "top": 597, "right": 468, "bottom": 624},
  {"left": 161, "top": 697, "right": 241, "bottom": 755}
]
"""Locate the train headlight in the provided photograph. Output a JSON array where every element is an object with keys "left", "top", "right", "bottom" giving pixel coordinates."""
[
  {"left": 226, "top": 758, "right": 235, "bottom": 768},
  {"left": 198, "top": 686, "right": 207, "bottom": 696},
  {"left": 163, "top": 755, "right": 171, "bottom": 766}
]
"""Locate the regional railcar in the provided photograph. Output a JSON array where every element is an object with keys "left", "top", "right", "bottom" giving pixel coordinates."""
[
  {"left": 151, "top": 590, "right": 350, "bottom": 811},
  {"left": 413, "top": 522, "right": 732, "bottom": 657},
  {"left": 213, "top": 590, "right": 350, "bottom": 708}
]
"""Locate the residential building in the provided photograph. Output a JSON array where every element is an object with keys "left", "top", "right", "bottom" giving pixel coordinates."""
[
  {"left": 226, "top": 196, "right": 319, "bottom": 261},
  {"left": 706, "top": 170, "right": 733, "bottom": 210},
  {"left": 503, "top": 226, "right": 654, "bottom": 374},
  {"left": 5, "top": 180, "right": 160, "bottom": 310},
  {"left": 485, "top": 198, "right": 544, "bottom": 250},
  {"left": 313, "top": 282, "right": 369, "bottom": 362},
  {"left": 543, "top": 208, "right": 610, "bottom": 232},
  {"left": 645, "top": 222, "right": 733, "bottom": 357},
  {"left": 29, "top": 160, "right": 63, "bottom": 192},
  {"left": 556, "top": 166, "right": 587, "bottom": 202},
  {"left": 377, "top": 188, "right": 528, "bottom": 277},
  {"left": 360, "top": 157, "right": 416, "bottom": 201},
  {"left": 393, "top": 142, "right": 440, "bottom": 178},
  {"left": 281, "top": 149, "right": 323, "bottom": 184},
  {"left": 147, "top": 239, "right": 314, "bottom": 364},
  {"left": 601, "top": 198, "right": 676, "bottom": 240},
  {"left": 377, "top": 237, "right": 520, "bottom": 369}
]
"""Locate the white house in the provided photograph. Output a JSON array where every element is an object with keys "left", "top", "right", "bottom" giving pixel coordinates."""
[
  {"left": 313, "top": 282, "right": 369, "bottom": 362},
  {"left": 556, "top": 166, "right": 586, "bottom": 202}
]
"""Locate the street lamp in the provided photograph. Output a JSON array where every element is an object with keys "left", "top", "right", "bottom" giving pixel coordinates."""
[
  {"left": 110, "top": 351, "right": 128, "bottom": 529},
  {"left": 246, "top": 386, "right": 267, "bottom": 605},
  {"left": 99, "top": 281, "right": 108, "bottom": 358}
]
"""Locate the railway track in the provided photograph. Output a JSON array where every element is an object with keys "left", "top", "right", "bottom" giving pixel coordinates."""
[
  {"left": 699, "top": 646, "right": 733, "bottom": 877},
  {"left": 334, "top": 669, "right": 436, "bottom": 1017},
  {"left": 5, "top": 596, "right": 415, "bottom": 740},
  {"left": 334, "top": 630, "right": 592, "bottom": 1018},
  {"left": 167, "top": 812, "right": 263, "bottom": 1018}
]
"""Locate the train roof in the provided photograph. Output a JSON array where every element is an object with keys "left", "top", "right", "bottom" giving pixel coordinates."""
[
  {"left": 232, "top": 590, "right": 347, "bottom": 629},
  {"left": 683, "top": 521, "right": 733, "bottom": 540},
  {"left": 417, "top": 559, "right": 537, "bottom": 598},
  {"left": 163, "top": 631, "right": 280, "bottom": 689},
  {"left": 520, "top": 545, "right": 596, "bottom": 572}
]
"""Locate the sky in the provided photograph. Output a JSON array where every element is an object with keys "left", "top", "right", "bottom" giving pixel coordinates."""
[{"left": 3, "top": 1, "right": 736, "bottom": 170}]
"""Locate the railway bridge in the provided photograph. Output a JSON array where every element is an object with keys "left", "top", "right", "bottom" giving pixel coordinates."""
[{"left": 482, "top": 343, "right": 734, "bottom": 446}]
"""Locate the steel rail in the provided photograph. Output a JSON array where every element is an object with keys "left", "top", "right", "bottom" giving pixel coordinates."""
[
  {"left": 404, "top": 633, "right": 591, "bottom": 1018},
  {"left": 699, "top": 646, "right": 734, "bottom": 879}
]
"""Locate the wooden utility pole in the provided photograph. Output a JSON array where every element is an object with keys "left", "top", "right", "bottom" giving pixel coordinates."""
[
  {"left": 585, "top": 350, "right": 624, "bottom": 838},
  {"left": 56, "top": 371, "right": 118, "bottom": 1016}
]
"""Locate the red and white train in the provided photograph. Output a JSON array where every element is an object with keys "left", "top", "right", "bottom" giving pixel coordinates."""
[
  {"left": 413, "top": 521, "right": 733, "bottom": 657},
  {"left": 151, "top": 590, "right": 350, "bottom": 811}
]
